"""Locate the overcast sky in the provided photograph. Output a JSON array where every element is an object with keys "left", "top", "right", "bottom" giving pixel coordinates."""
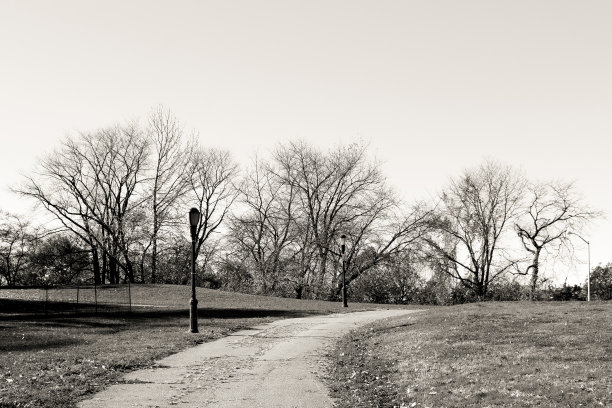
[{"left": 1, "top": 0, "right": 611, "bottom": 284}]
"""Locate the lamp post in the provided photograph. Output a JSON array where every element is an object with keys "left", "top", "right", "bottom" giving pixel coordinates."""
[
  {"left": 189, "top": 208, "right": 200, "bottom": 332},
  {"left": 341, "top": 234, "right": 348, "bottom": 308},
  {"left": 568, "top": 231, "right": 591, "bottom": 302}
]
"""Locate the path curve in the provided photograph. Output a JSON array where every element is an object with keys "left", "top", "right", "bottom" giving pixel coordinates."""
[{"left": 79, "top": 309, "right": 421, "bottom": 408}]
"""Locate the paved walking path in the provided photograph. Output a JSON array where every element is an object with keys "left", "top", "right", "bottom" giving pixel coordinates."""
[{"left": 78, "top": 309, "right": 421, "bottom": 408}]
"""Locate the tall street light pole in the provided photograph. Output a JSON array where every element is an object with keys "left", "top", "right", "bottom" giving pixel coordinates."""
[
  {"left": 569, "top": 231, "right": 591, "bottom": 302},
  {"left": 341, "top": 234, "right": 348, "bottom": 308},
  {"left": 189, "top": 208, "right": 200, "bottom": 332}
]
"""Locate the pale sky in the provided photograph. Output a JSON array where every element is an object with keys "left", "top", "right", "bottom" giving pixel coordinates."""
[{"left": 1, "top": 0, "right": 611, "bottom": 284}]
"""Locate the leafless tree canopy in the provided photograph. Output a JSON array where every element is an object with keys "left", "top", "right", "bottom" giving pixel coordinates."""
[
  {"left": 424, "top": 162, "right": 526, "bottom": 298},
  {"left": 147, "top": 106, "right": 193, "bottom": 283},
  {"left": 515, "top": 181, "right": 600, "bottom": 298},
  {"left": 187, "top": 147, "right": 239, "bottom": 259},
  {"left": 15, "top": 110, "right": 238, "bottom": 286},
  {"left": 9, "top": 109, "right": 602, "bottom": 302},
  {"left": 226, "top": 141, "right": 430, "bottom": 299}
]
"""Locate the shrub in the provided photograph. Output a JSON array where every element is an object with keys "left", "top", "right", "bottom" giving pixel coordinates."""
[
  {"left": 591, "top": 264, "right": 612, "bottom": 300},
  {"left": 487, "top": 279, "right": 531, "bottom": 301},
  {"left": 548, "top": 283, "right": 585, "bottom": 301}
]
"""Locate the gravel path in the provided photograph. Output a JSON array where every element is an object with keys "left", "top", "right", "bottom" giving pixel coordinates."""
[{"left": 78, "top": 309, "right": 421, "bottom": 408}]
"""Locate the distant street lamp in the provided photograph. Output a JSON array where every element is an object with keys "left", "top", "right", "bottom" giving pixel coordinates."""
[
  {"left": 568, "top": 231, "right": 591, "bottom": 302},
  {"left": 341, "top": 234, "right": 348, "bottom": 308},
  {"left": 189, "top": 208, "right": 200, "bottom": 332}
]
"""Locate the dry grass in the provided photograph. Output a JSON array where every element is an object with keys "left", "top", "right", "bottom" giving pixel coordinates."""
[
  {"left": 0, "top": 284, "right": 403, "bottom": 408},
  {"left": 328, "top": 301, "right": 612, "bottom": 408}
]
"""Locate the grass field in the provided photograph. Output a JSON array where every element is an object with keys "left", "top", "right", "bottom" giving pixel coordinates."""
[
  {"left": 328, "top": 301, "right": 612, "bottom": 408},
  {"left": 0, "top": 284, "right": 406, "bottom": 408}
]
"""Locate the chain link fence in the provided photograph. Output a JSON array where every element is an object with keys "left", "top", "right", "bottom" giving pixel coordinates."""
[{"left": 0, "top": 284, "right": 137, "bottom": 315}]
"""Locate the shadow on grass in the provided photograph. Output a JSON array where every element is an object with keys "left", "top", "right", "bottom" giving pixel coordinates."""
[
  {"left": 0, "top": 336, "right": 81, "bottom": 352},
  {"left": 1, "top": 297, "right": 324, "bottom": 323},
  {"left": 0, "top": 298, "right": 326, "bottom": 353},
  {"left": 1, "top": 298, "right": 321, "bottom": 318}
]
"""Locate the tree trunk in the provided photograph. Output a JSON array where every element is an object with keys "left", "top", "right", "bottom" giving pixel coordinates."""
[
  {"left": 151, "top": 237, "right": 157, "bottom": 284},
  {"left": 109, "top": 242, "right": 118, "bottom": 284},
  {"left": 476, "top": 277, "right": 486, "bottom": 300},
  {"left": 101, "top": 249, "right": 108, "bottom": 284},
  {"left": 124, "top": 254, "right": 135, "bottom": 283},
  {"left": 91, "top": 245, "right": 101, "bottom": 285},
  {"left": 139, "top": 253, "right": 146, "bottom": 283},
  {"left": 315, "top": 251, "right": 328, "bottom": 298},
  {"left": 151, "top": 203, "right": 158, "bottom": 284},
  {"left": 530, "top": 249, "right": 541, "bottom": 300}
]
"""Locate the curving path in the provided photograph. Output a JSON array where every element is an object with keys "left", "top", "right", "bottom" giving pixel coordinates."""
[{"left": 78, "top": 309, "right": 421, "bottom": 408}]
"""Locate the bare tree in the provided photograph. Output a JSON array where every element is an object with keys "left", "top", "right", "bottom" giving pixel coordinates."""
[
  {"left": 515, "top": 181, "right": 600, "bottom": 299},
  {"left": 17, "top": 124, "right": 149, "bottom": 284},
  {"left": 72, "top": 125, "right": 149, "bottom": 283},
  {"left": 272, "top": 142, "right": 388, "bottom": 297},
  {"left": 18, "top": 136, "right": 105, "bottom": 283},
  {"left": 425, "top": 161, "right": 525, "bottom": 298},
  {"left": 146, "top": 106, "right": 192, "bottom": 283},
  {"left": 260, "top": 141, "right": 432, "bottom": 299},
  {"left": 339, "top": 203, "right": 431, "bottom": 299},
  {"left": 186, "top": 147, "right": 239, "bottom": 264},
  {"left": 228, "top": 157, "right": 298, "bottom": 294}
]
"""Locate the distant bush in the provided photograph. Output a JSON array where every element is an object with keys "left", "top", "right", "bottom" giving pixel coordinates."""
[
  {"left": 411, "top": 278, "right": 453, "bottom": 305},
  {"left": 591, "top": 264, "right": 612, "bottom": 300},
  {"left": 486, "top": 280, "right": 531, "bottom": 301},
  {"left": 216, "top": 259, "right": 254, "bottom": 293},
  {"left": 349, "top": 260, "right": 428, "bottom": 305},
  {"left": 351, "top": 272, "right": 537, "bottom": 305},
  {"left": 200, "top": 271, "right": 222, "bottom": 289},
  {"left": 448, "top": 285, "right": 481, "bottom": 304},
  {"left": 547, "top": 283, "right": 585, "bottom": 301}
]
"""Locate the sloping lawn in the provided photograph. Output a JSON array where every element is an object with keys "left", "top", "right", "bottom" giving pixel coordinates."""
[
  {"left": 328, "top": 301, "right": 612, "bottom": 408},
  {"left": 0, "top": 285, "right": 411, "bottom": 408}
]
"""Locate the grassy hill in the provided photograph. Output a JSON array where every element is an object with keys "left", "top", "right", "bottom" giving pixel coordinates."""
[{"left": 328, "top": 301, "right": 612, "bottom": 408}]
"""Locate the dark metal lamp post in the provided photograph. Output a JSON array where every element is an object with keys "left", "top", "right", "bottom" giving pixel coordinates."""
[
  {"left": 341, "top": 234, "right": 348, "bottom": 308},
  {"left": 189, "top": 208, "right": 200, "bottom": 333}
]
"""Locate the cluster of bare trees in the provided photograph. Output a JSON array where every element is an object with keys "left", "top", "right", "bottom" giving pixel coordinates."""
[
  {"left": 424, "top": 161, "right": 599, "bottom": 300},
  {"left": 1, "top": 109, "right": 600, "bottom": 302},
  {"left": 14, "top": 107, "right": 237, "bottom": 285},
  {"left": 225, "top": 142, "right": 430, "bottom": 299}
]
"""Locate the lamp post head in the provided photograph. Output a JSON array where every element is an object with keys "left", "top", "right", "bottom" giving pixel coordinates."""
[
  {"left": 189, "top": 208, "right": 200, "bottom": 227},
  {"left": 189, "top": 208, "right": 200, "bottom": 240},
  {"left": 340, "top": 234, "right": 347, "bottom": 258}
]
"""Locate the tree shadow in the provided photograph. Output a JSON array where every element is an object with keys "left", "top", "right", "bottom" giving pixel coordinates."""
[
  {"left": 1, "top": 298, "right": 328, "bottom": 353},
  {"left": 0, "top": 335, "right": 80, "bottom": 353},
  {"left": 0, "top": 299, "right": 324, "bottom": 329}
]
